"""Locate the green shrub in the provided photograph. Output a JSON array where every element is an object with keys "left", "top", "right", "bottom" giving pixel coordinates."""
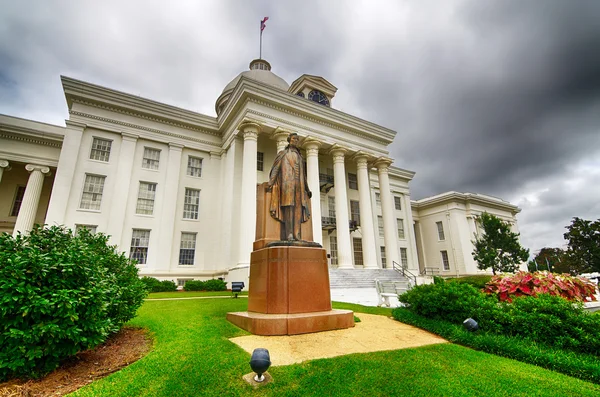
[
  {"left": 449, "top": 275, "right": 492, "bottom": 290},
  {"left": 203, "top": 279, "right": 226, "bottom": 291},
  {"left": 0, "top": 226, "right": 147, "bottom": 381},
  {"left": 392, "top": 308, "right": 600, "bottom": 384},
  {"left": 398, "top": 281, "right": 492, "bottom": 323},
  {"left": 432, "top": 276, "right": 445, "bottom": 285},
  {"left": 141, "top": 277, "right": 177, "bottom": 292},
  {"left": 184, "top": 280, "right": 206, "bottom": 291}
]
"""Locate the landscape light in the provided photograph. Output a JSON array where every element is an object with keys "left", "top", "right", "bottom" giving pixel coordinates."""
[
  {"left": 463, "top": 318, "right": 479, "bottom": 332},
  {"left": 250, "top": 348, "right": 271, "bottom": 382}
]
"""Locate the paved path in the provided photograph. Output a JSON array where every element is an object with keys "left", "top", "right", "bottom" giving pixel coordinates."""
[{"left": 145, "top": 296, "right": 248, "bottom": 301}]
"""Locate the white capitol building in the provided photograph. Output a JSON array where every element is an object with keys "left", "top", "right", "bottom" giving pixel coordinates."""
[{"left": 0, "top": 58, "right": 523, "bottom": 287}]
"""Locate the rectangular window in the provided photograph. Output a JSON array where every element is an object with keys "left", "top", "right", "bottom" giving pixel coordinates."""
[
  {"left": 90, "top": 137, "right": 112, "bottom": 162},
  {"left": 330, "top": 236, "right": 338, "bottom": 266},
  {"left": 142, "top": 147, "right": 161, "bottom": 170},
  {"left": 353, "top": 238, "right": 363, "bottom": 267},
  {"left": 381, "top": 246, "right": 387, "bottom": 268},
  {"left": 177, "top": 278, "right": 193, "bottom": 287},
  {"left": 130, "top": 229, "right": 150, "bottom": 265},
  {"left": 80, "top": 174, "right": 106, "bottom": 210},
  {"left": 10, "top": 185, "right": 26, "bottom": 217},
  {"left": 179, "top": 232, "right": 197, "bottom": 265},
  {"left": 394, "top": 196, "right": 402, "bottom": 210},
  {"left": 400, "top": 248, "right": 408, "bottom": 269},
  {"left": 187, "top": 156, "right": 203, "bottom": 177},
  {"left": 136, "top": 182, "right": 157, "bottom": 215},
  {"left": 183, "top": 188, "right": 200, "bottom": 219},
  {"left": 378, "top": 216, "right": 384, "bottom": 237},
  {"left": 397, "top": 218, "right": 405, "bottom": 239},
  {"left": 375, "top": 192, "right": 381, "bottom": 207},
  {"left": 328, "top": 196, "right": 336, "bottom": 218},
  {"left": 441, "top": 250, "right": 450, "bottom": 271},
  {"left": 348, "top": 173, "right": 358, "bottom": 190},
  {"left": 350, "top": 200, "right": 360, "bottom": 224},
  {"left": 257, "top": 152, "right": 264, "bottom": 171},
  {"left": 436, "top": 221, "right": 445, "bottom": 241},
  {"left": 75, "top": 224, "right": 97, "bottom": 235}
]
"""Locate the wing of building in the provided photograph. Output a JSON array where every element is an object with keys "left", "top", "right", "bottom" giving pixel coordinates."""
[{"left": 0, "top": 59, "right": 524, "bottom": 286}]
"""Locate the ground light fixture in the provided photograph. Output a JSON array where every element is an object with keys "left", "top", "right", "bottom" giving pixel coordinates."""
[
  {"left": 463, "top": 318, "right": 479, "bottom": 332},
  {"left": 250, "top": 348, "right": 271, "bottom": 382}
]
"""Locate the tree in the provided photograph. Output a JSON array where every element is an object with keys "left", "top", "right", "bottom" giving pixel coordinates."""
[
  {"left": 472, "top": 212, "right": 529, "bottom": 275},
  {"left": 564, "top": 217, "right": 600, "bottom": 274},
  {"left": 528, "top": 247, "right": 583, "bottom": 275}
]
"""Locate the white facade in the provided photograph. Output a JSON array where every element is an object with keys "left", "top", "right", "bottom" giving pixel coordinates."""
[{"left": 0, "top": 59, "right": 524, "bottom": 284}]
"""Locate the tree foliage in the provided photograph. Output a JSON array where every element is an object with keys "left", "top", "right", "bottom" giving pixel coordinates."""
[
  {"left": 472, "top": 212, "right": 529, "bottom": 275},
  {"left": 528, "top": 247, "right": 585, "bottom": 275},
  {"left": 564, "top": 217, "right": 600, "bottom": 274}
]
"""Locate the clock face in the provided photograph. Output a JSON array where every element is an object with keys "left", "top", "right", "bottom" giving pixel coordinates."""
[{"left": 308, "top": 90, "right": 330, "bottom": 106}]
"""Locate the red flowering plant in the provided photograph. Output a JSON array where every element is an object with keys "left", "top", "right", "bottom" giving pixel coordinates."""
[{"left": 484, "top": 271, "right": 598, "bottom": 303}]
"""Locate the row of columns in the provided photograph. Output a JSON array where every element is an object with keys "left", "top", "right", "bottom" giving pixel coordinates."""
[
  {"left": 234, "top": 122, "right": 403, "bottom": 270},
  {"left": 0, "top": 160, "right": 52, "bottom": 237}
]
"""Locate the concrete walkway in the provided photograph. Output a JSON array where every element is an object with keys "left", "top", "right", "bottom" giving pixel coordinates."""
[{"left": 145, "top": 296, "right": 247, "bottom": 301}]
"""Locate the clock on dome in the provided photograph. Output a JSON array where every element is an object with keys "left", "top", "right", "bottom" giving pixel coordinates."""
[{"left": 308, "top": 90, "right": 330, "bottom": 107}]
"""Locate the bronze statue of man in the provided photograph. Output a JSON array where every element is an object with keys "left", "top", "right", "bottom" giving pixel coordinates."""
[{"left": 267, "top": 133, "right": 313, "bottom": 241}]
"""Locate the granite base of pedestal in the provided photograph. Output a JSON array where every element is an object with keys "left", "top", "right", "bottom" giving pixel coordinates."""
[
  {"left": 227, "top": 245, "right": 354, "bottom": 335},
  {"left": 227, "top": 309, "right": 354, "bottom": 336}
]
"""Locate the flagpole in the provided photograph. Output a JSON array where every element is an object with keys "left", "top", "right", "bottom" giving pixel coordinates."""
[{"left": 260, "top": 29, "right": 262, "bottom": 59}]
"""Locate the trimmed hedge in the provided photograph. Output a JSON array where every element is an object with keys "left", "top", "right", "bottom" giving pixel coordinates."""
[
  {"left": 0, "top": 226, "right": 147, "bottom": 381},
  {"left": 392, "top": 308, "right": 600, "bottom": 384},
  {"left": 449, "top": 275, "right": 493, "bottom": 290},
  {"left": 140, "top": 277, "right": 177, "bottom": 293},
  {"left": 184, "top": 279, "right": 226, "bottom": 292}
]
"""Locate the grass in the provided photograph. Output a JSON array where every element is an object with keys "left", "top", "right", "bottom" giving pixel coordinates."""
[
  {"left": 147, "top": 291, "right": 247, "bottom": 299},
  {"left": 70, "top": 299, "right": 600, "bottom": 397}
]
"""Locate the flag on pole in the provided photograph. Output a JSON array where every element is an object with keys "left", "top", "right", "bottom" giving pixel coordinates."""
[{"left": 260, "top": 17, "right": 269, "bottom": 32}]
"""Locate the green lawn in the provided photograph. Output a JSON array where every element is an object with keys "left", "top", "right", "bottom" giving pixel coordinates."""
[
  {"left": 71, "top": 299, "right": 600, "bottom": 397},
  {"left": 147, "top": 291, "right": 247, "bottom": 299}
]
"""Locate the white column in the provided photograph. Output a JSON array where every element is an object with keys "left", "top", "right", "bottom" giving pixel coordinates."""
[
  {"left": 376, "top": 160, "right": 400, "bottom": 267},
  {"left": 331, "top": 147, "right": 353, "bottom": 269},
  {"left": 108, "top": 133, "right": 138, "bottom": 246},
  {"left": 156, "top": 143, "right": 183, "bottom": 271},
  {"left": 220, "top": 140, "right": 239, "bottom": 268},
  {"left": 355, "top": 155, "right": 378, "bottom": 268},
  {"left": 238, "top": 121, "right": 261, "bottom": 266},
  {"left": 45, "top": 121, "right": 84, "bottom": 225},
  {"left": 403, "top": 193, "right": 419, "bottom": 272},
  {"left": 304, "top": 139, "right": 322, "bottom": 245},
  {"left": 272, "top": 129, "right": 289, "bottom": 153},
  {"left": 0, "top": 160, "right": 9, "bottom": 183},
  {"left": 13, "top": 164, "right": 50, "bottom": 236}
]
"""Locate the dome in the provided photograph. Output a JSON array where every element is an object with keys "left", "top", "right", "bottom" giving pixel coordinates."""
[
  {"left": 221, "top": 59, "right": 289, "bottom": 93},
  {"left": 216, "top": 59, "right": 289, "bottom": 115}
]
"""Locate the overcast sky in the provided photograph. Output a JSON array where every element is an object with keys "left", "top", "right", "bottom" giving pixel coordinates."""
[{"left": 1, "top": 0, "right": 599, "bottom": 255}]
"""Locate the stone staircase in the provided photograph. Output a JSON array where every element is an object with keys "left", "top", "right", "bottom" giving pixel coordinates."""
[{"left": 329, "top": 268, "right": 411, "bottom": 292}]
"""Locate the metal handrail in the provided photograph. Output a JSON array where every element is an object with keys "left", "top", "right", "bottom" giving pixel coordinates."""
[
  {"left": 421, "top": 267, "right": 440, "bottom": 276},
  {"left": 392, "top": 261, "right": 417, "bottom": 287}
]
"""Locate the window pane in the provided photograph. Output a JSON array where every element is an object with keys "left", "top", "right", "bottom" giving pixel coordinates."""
[
  {"left": 10, "top": 186, "right": 26, "bottom": 217},
  {"left": 353, "top": 238, "right": 363, "bottom": 266},
  {"left": 378, "top": 216, "right": 384, "bottom": 236},
  {"left": 441, "top": 250, "right": 450, "bottom": 270},
  {"left": 183, "top": 188, "right": 200, "bottom": 219},
  {"left": 350, "top": 200, "right": 360, "bottom": 223},
  {"left": 328, "top": 196, "right": 336, "bottom": 218},
  {"left": 75, "top": 224, "right": 97, "bottom": 235},
  {"left": 257, "top": 152, "right": 264, "bottom": 171},
  {"left": 436, "top": 221, "right": 445, "bottom": 240},
  {"left": 380, "top": 246, "right": 387, "bottom": 268},
  {"left": 187, "top": 156, "right": 203, "bottom": 177},
  {"left": 394, "top": 196, "right": 402, "bottom": 210},
  {"left": 397, "top": 218, "right": 405, "bottom": 239},
  {"left": 80, "top": 175, "right": 106, "bottom": 210},
  {"left": 375, "top": 193, "right": 381, "bottom": 207},
  {"left": 90, "top": 137, "right": 112, "bottom": 162},
  {"left": 179, "top": 232, "right": 196, "bottom": 265},
  {"left": 329, "top": 236, "right": 338, "bottom": 266},
  {"left": 142, "top": 147, "right": 161, "bottom": 170},
  {"left": 348, "top": 173, "right": 358, "bottom": 190},
  {"left": 136, "top": 182, "right": 157, "bottom": 215},
  {"left": 130, "top": 229, "right": 150, "bottom": 264},
  {"left": 400, "top": 248, "right": 408, "bottom": 268}
]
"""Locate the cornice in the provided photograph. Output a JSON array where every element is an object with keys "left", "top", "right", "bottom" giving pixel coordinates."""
[
  {"left": 71, "top": 98, "right": 221, "bottom": 137},
  {"left": 0, "top": 131, "right": 62, "bottom": 148},
  {"left": 413, "top": 191, "right": 520, "bottom": 213},
  {"left": 69, "top": 110, "right": 221, "bottom": 149},
  {"left": 389, "top": 166, "right": 416, "bottom": 181}
]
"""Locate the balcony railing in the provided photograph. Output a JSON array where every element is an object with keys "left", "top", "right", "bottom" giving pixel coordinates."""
[
  {"left": 319, "top": 173, "right": 334, "bottom": 193},
  {"left": 321, "top": 217, "right": 360, "bottom": 233}
]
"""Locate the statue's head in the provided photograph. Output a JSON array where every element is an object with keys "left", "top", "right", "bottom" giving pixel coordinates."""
[{"left": 287, "top": 133, "right": 299, "bottom": 147}]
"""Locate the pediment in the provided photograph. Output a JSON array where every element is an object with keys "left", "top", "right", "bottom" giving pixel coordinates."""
[{"left": 289, "top": 74, "right": 338, "bottom": 97}]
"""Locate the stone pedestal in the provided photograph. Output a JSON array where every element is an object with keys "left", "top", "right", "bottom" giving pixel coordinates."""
[{"left": 227, "top": 246, "right": 354, "bottom": 335}]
